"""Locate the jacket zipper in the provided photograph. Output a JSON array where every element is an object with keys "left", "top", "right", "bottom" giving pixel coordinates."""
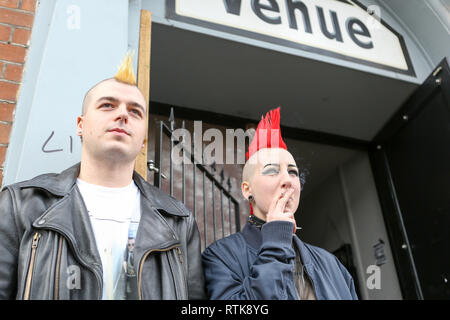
[
  {"left": 176, "top": 247, "right": 189, "bottom": 297},
  {"left": 39, "top": 226, "right": 103, "bottom": 299},
  {"left": 167, "top": 250, "right": 181, "bottom": 299},
  {"left": 176, "top": 247, "right": 183, "bottom": 264},
  {"left": 137, "top": 244, "right": 181, "bottom": 300},
  {"left": 24, "top": 232, "right": 41, "bottom": 300},
  {"left": 54, "top": 235, "right": 63, "bottom": 300}
]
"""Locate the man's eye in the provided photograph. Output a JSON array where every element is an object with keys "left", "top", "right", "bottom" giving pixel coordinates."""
[
  {"left": 130, "top": 109, "right": 142, "bottom": 117},
  {"left": 100, "top": 103, "right": 113, "bottom": 108}
]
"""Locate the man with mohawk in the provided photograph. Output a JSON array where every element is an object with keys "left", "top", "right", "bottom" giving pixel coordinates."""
[
  {"left": 0, "top": 53, "right": 206, "bottom": 300},
  {"left": 202, "top": 107, "right": 358, "bottom": 300}
]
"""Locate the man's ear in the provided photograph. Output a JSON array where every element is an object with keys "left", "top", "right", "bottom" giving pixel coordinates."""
[
  {"left": 76, "top": 116, "right": 83, "bottom": 137},
  {"left": 241, "top": 181, "right": 252, "bottom": 200}
]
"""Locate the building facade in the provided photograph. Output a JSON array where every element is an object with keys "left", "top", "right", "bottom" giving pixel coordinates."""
[{"left": 1, "top": 0, "right": 449, "bottom": 300}]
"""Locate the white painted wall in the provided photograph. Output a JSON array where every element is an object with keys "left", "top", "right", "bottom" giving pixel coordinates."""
[
  {"left": 340, "top": 152, "right": 402, "bottom": 299},
  {"left": 3, "top": 0, "right": 138, "bottom": 186},
  {"left": 378, "top": 0, "right": 450, "bottom": 69},
  {"left": 298, "top": 169, "right": 352, "bottom": 253}
]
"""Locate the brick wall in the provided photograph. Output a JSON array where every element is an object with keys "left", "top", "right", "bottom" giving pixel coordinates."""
[{"left": 0, "top": 0, "right": 36, "bottom": 186}]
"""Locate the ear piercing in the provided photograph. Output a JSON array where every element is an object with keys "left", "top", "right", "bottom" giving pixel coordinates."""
[{"left": 248, "top": 195, "right": 254, "bottom": 202}]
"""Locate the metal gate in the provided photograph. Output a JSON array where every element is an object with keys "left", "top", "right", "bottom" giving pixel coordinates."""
[{"left": 148, "top": 108, "right": 241, "bottom": 250}]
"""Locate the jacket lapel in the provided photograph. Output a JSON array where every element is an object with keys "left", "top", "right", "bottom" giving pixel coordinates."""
[
  {"left": 132, "top": 171, "right": 190, "bottom": 218},
  {"left": 132, "top": 172, "right": 189, "bottom": 269},
  {"left": 25, "top": 162, "right": 190, "bottom": 281},
  {"left": 32, "top": 184, "right": 103, "bottom": 273},
  {"left": 24, "top": 164, "right": 101, "bottom": 271}
]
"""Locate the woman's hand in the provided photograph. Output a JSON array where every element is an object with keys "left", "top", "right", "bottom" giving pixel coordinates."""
[{"left": 266, "top": 187, "right": 297, "bottom": 233}]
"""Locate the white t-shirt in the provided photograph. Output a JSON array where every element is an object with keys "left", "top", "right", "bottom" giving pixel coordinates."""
[{"left": 76, "top": 178, "right": 141, "bottom": 300}]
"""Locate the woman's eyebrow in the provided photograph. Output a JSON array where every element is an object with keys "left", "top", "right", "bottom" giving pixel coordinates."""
[{"left": 263, "top": 163, "right": 280, "bottom": 169}]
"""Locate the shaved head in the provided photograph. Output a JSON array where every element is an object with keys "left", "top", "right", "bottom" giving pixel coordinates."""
[
  {"left": 82, "top": 78, "right": 111, "bottom": 115},
  {"left": 242, "top": 161, "right": 256, "bottom": 184}
]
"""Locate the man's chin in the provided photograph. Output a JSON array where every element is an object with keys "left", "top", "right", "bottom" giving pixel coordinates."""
[{"left": 101, "top": 145, "right": 138, "bottom": 163}]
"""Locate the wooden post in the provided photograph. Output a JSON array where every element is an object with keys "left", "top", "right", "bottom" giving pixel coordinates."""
[{"left": 135, "top": 10, "right": 152, "bottom": 180}]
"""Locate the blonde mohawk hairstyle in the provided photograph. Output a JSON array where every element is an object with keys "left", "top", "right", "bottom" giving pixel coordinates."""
[{"left": 114, "top": 51, "right": 137, "bottom": 85}]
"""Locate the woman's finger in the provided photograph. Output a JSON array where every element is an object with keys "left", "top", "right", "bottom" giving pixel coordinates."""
[
  {"left": 268, "top": 189, "right": 285, "bottom": 214},
  {"left": 274, "top": 188, "right": 294, "bottom": 213}
]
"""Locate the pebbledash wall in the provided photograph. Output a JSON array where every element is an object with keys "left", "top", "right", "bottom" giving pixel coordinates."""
[{"left": 0, "top": 0, "right": 36, "bottom": 186}]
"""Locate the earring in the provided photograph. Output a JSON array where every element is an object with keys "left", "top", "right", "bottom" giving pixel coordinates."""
[{"left": 248, "top": 196, "right": 254, "bottom": 215}]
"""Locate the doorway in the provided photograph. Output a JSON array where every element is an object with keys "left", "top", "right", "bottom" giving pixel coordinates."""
[{"left": 146, "top": 102, "right": 403, "bottom": 300}]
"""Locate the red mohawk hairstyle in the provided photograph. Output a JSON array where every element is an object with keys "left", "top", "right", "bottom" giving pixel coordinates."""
[{"left": 246, "top": 107, "right": 287, "bottom": 161}]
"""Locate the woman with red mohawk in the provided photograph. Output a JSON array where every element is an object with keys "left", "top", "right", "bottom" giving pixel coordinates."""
[{"left": 202, "top": 107, "right": 358, "bottom": 300}]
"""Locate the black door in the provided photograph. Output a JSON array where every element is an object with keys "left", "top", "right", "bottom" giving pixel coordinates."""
[{"left": 370, "top": 58, "right": 450, "bottom": 299}]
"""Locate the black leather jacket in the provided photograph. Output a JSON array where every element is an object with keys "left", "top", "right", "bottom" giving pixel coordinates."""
[{"left": 0, "top": 163, "right": 206, "bottom": 300}]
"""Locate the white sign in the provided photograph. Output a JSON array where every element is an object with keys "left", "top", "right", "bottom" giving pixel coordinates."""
[{"left": 168, "top": 0, "right": 413, "bottom": 74}]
